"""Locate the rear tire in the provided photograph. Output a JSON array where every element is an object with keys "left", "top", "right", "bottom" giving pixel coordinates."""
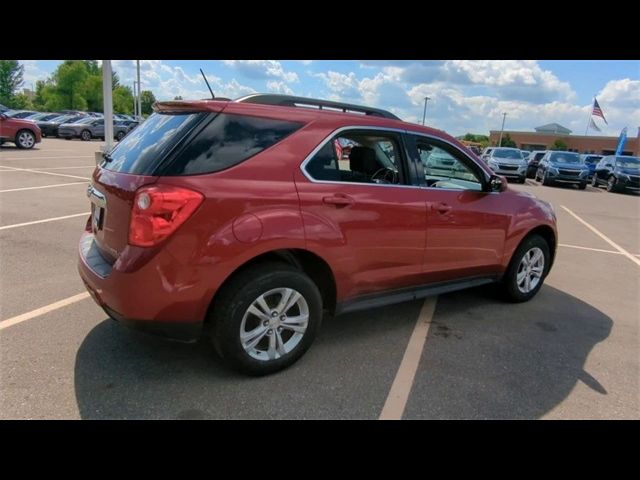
[
  {"left": 591, "top": 175, "right": 599, "bottom": 187},
  {"left": 116, "top": 131, "right": 125, "bottom": 141},
  {"left": 15, "top": 129, "right": 36, "bottom": 149},
  {"left": 210, "top": 262, "right": 323, "bottom": 376},
  {"left": 500, "top": 234, "right": 550, "bottom": 303},
  {"left": 578, "top": 182, "right": 587, "bottom": 190},
  {"left": 606, "top": 175, "right": 618, "bottom": 192},
  {"left": 81, "top": 129, "right": 92, "bottom": 141}
]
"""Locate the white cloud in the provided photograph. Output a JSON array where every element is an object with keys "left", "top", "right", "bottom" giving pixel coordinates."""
[
  {"left": 222, "top": 60, "right": 298, "bottom": 83},
  {"left": 266, "top": 80, "right": 294, "bottom": 95}
]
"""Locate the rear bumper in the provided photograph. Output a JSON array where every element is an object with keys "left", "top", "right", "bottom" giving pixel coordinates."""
[{"left": 78, "top": 230, "right": 205, "bottom": 342}]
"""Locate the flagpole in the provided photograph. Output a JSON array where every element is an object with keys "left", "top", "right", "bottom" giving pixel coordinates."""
[{"left": 584, "top": 96, "right": 594, "bottom": 136}]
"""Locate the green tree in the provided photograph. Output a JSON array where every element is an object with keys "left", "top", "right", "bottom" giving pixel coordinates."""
[
  {"left": 140, "top": 90, "right": 156, "bottom": 115},
  {"left": 113, "top": 85, "right": 134, "bottom": 114},
  {"left": 500, "top": 133, "right": 517, "bottom": 148},
  {"left": 550, "top": 139, "right": 568, "bottom": 150},
  {"left": 0, "top": 60, "right": 25, "bottom": 107},
  {"left": 54, "top": 60, "right": 90, "bottom": 110}
]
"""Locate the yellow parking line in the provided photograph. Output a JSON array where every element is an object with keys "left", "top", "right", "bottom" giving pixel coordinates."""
[
  {"left": 379, "top": 297, "right": 437, "bottom": 420},
  {"left": 0, "top": 293, "right": 91, "bottom": 331},
  {"left": 561, "top": 205, "right": 640, "bottom": 268}
]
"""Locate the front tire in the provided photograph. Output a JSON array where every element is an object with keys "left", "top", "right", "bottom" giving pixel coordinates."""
[
  {"left": 606, "top": 175, "right": 618, "bottom": 192},
  {"left": 15, "top": 129, "right": 36, "bottom": 149},
  {"left": 116, "top": 131, "right": 125, "bottom": 141},
  {"left": 541, "top": 170, "right": 553, "bottom": 186},
  {"left": 501, "top": 234, "right": 550, "bottom": 303},
  {"left": 591, "top": 175, "right": 599, "bottom": 187},
  {"left": 210, "top": 262, "right": 323, "bottom": 376},
  {"left": 578, "top": 182, "right": 587, "bottom": 190}
]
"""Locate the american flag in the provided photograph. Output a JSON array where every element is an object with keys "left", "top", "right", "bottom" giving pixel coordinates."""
[{"left": 592, "top": 98, "right": 608, "bottom": 124}]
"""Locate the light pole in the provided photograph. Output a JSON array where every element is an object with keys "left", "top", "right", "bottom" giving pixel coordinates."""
[
  {"left": 136, "top": 60, "right": 142, "bottom": 119},
  {"left": 132, "top": 81, "right": 137, "bottom": 116},
  {"left": 422, "top": 96, "right": 431, "bottom": 126},
  {"left": 498, "top": 112, "right": 507, "bottom": 147},
  {"left": 102, "top": 60, "right": 114, "bottom": 153}
]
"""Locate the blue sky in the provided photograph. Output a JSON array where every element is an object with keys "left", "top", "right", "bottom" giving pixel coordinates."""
[{"left": 20, "top": 60, "right": 639, "bottom": 137}]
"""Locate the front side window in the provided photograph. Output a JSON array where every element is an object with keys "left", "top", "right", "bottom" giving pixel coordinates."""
[
  {"left": 305, "top": 130, "right": 403, "bottom": 185},
  {"left": 416, "top": 140, "right": 483, "bottom": 191}
]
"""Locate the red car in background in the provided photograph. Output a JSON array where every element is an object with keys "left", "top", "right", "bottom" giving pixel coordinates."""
[
  {"left": 0, "top": 112, "right": 42, "bottom": 149},
  {"left": 78, "top": 94, "right": 558, "bottom": 375}
]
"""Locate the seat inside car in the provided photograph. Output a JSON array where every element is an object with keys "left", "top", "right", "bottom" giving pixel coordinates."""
[{"left": 347, "top": 146, "right": 379, "bottom": 182}]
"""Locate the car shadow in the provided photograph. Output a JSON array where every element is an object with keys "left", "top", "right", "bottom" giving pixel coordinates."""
[
  {"left": 73, "top": 285, "right": 611, "bottom": 419},
  {"left": 404, "top": 284, "right": 612, "bottom": 419}
]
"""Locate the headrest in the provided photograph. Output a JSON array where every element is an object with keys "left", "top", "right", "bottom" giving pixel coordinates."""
[{"left": 349, "top": 146, "right": 378, "bottom": 174}]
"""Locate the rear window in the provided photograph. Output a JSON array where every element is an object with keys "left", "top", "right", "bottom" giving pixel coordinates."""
[
  {"left": 161, "top": 113, "right": 303, "bottom": 175},
  {"left": 101, "top": 112, "right": 204, "bottom": 174}
]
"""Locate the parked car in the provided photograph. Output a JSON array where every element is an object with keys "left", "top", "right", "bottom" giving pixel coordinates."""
[
  {"left": 0, "top": 103, "right": 9, "bottom": 113},
  {"left": 591, "top": 155, "right": 640, "bottom": 193},
  {"left": 484, "top": 147, "right": 528, "bottom": 183},
  {"left": 535, "top": 151, "right": 589, "bottom": 189},
  {"left": 59, "top": 118, "right": 130, "bottom": 141},
  {"left": 0, "top": 112, "right": 42, "bottom": 149},
  {"left": 37, "top": 114, "right": 86, "bottom": 137},
  {"left": 78, "top": 93, "right": 558, "bottom": 375},
  {"left": 480, "top": 147, "right": 495, "bottom": 161},
  {"left": 25, "top": 112, "right": 62, "bottom": 122},
  {"left": 526, "top": 150, "right": 548, "bottom": 178},
  {"left": 5, "top": 110, "right": 39, "bottom": 119},
  {"left": 116, "top": 119, "right": 139, "bottom": 133},
  {"left": 580, "top": 154, "right": 603, "bottom": 180}
]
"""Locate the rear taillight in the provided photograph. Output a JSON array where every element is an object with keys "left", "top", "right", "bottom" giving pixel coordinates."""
[{"left": 129, "top": 184, "right": 204, "bottom": 247}]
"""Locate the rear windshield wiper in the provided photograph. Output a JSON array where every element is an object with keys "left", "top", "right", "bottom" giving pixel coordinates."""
[{"left": 102, "top": 152, "right": 114, "bottom": 163}]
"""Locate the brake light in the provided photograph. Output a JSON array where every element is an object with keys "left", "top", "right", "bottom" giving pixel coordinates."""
[{"left": 129, "top": 184, "right": 204, "bottom": 247}]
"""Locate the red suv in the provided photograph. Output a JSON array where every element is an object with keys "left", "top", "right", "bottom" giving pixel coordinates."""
[
  {"left": 78, "top": 94, "right": 557, "bottom": 375},
  {"left": 0, "top": 113, "right": 42, "bottom": 149}
]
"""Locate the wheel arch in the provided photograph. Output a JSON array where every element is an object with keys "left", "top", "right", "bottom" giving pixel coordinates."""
[
  {"left": 519, "top": 225, "right": 557, "bottom": 269},
  {"left": 205, "top": 248, "right": 337, "bottom": 323}
]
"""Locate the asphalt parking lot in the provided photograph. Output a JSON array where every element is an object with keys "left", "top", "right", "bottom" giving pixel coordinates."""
[{"left": 1, "top": 138, "right": 638, "bottom": 420}]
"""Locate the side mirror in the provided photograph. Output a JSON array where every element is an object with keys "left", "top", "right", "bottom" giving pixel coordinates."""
[{"left": 489, "top": 174, "right": 508, "bottom": 192}]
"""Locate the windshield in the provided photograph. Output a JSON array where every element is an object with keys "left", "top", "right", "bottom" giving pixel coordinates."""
[
  {"left": 73, "top": 117, "right": 95, "bottom": 124},
  {"left": 616, "top": 157, "right": 640, "bottom": 169},
  {"left": 493, "top": 149, "right": 523, "bottom": 159},
  {"left": 549, "top": 152, "right": 581, "bottom": 164},
  {"left": 49, "top": 115, "right": 72, "bottom": 123}
]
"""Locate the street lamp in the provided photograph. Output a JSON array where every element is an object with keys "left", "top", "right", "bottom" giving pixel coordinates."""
[
  {"left": 498, "top": 112, "right": 507, "bottom": 147},
  {"left": 422, "top": 96, "right": 431, "bottom": 126}
]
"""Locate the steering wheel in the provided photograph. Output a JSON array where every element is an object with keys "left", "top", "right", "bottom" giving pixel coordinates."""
[{"left": 371, "top": 167, "right": 398, "bottom": 184}]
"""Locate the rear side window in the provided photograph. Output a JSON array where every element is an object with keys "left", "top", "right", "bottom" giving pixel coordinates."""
[
  {"left": 161, "top": 113, "right": 303, "bottom": 175},
  {"left": 102, "top": 112, "right": 204, "bottom": 174}
]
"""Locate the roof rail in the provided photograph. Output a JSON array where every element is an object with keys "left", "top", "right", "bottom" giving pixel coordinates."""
[{"left": 235, "top": 94, "right": 402, "bottom": 120}]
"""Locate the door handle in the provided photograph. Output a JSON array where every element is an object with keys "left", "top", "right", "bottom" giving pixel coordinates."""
[
  {"left": 323, "top": 194, "right": 354, "bottom": 207},
  {"left": 431, "top": 202, "right": 452, "bottom": 214}
]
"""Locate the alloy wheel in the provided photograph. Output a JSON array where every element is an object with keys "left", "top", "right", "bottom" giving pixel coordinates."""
[{"left": 516, "top": 247, "right": 545, "bottom": 294}]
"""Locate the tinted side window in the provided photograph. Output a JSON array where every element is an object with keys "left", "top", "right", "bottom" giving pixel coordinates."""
[
  {"left": 163, "top": 113, "right": 303, "bottom": 175},
  {"left": 102, "top": 112, "right": 204, "bottom": 174}
]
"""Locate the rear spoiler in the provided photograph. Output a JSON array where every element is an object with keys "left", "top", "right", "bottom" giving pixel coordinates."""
[{"left": 152, "top": 99, "right": 230, "bottom": 114}]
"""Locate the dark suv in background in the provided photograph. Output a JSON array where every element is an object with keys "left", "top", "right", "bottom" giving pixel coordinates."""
[
  {"left": 580, "top": 154, "right": 603, "bottom": 180},
  {"left": 535, "top": 151, "right": 589, "bottom": 189},
  {"left": 591, "top": 155, "right": 640, "bottom": 193},
  {"left": 526, "top": 150, "right": 547, "bottom": 178}
]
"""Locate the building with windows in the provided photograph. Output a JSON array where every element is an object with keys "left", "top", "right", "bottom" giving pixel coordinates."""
[{"left": 489, "top": 123, "right": 639, "bottom": 156}]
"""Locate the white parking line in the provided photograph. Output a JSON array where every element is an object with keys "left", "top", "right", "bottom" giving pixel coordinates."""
[
  {"left": 0, "top": 182, "right": 88, "bottom": 193},
  {"left": 0, "top": 165, "right": 94, "bottom": 171},
  {"left": 558, "top": 243, "right": 622, "bottom": 255},
  {"left": 561, "top": 205, "right": 640, "bottom": 268},
  {"left": 379, "top": 296, "right": 437, "bottom": 420},
  {"left": 0, "top": 293, "right": 91, "bottom": 331},
  {"left": 0, "top": 165, "right": 90, "bottom": 180},
  {"left": 0, "top": 212, "right": 89, "bottom": 231},
  {"left": 0, "top": 155, "right": 94, "bottom": 161}
]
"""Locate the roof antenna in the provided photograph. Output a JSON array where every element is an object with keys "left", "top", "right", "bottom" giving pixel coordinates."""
[{"left": 200, "top": 68, "right": 215, "bottom": 99}]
